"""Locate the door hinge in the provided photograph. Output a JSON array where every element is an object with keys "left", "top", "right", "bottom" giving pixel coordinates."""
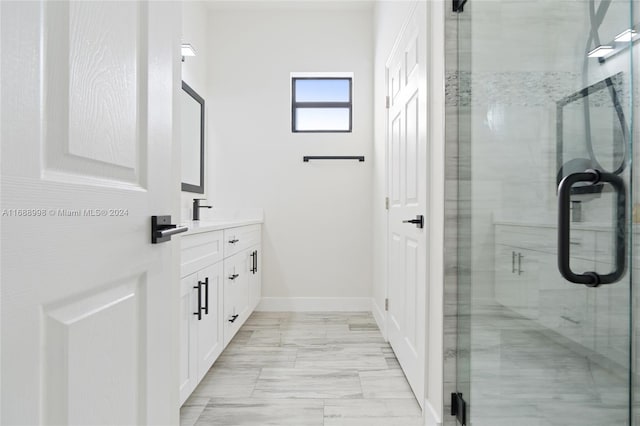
[
  {"left": 451, "top": 392, "right": 467, "bottom": 425},
  {"left": 385, "top": 96, "right": 390, "bottom": 109},
  {"left": 385, "top": 298, "right": 389, "bottom": 311},
  {"left": 385, "top": 197, "right": 389, "bottom": 210}
]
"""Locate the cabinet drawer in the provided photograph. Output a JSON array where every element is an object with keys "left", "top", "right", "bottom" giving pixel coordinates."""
[
  {"left": 223, "top": 251, "right": 250, "bottom": 346},
  {"left": 495, "top": 225, "right": 556, "bottom": 253},
  {"left": 180, "top": 231, "right": 224, "bottom": 278},
  {"left": 223, "top": 224, "right": 261, "bottom": 258},
  {"left": 495, "top": 224, "right": 595, "bottom": 261}
]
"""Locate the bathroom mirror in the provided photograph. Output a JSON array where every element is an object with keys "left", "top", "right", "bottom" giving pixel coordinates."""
[{"left": 181, "top": 81, "right": 205, "bottom": 193}]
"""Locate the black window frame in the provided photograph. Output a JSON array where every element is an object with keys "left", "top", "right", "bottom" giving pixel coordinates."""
[{"left": 291, "top": 77, "right": 353, "bottom": 133}]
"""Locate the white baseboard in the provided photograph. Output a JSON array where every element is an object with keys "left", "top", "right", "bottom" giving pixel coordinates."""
[
  {"left": 256, "top": 297, "right": 372, "bottom": 312},
  {"left": 424, "top": 399, "right": 442, "bottom": 426},
  {"left": 371, "top": 297, "right": 387, "bottom": 340}
]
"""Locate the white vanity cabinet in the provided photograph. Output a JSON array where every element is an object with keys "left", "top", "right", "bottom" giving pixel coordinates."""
[
  {"left": 493, "top": 222, "right": 629, "bottom": 367},
  {"left": 222, "top": 224, "right": 261, "bottom": 346},
  {"left": 179, "top": 222, "right": 262, "bottom": 405}
]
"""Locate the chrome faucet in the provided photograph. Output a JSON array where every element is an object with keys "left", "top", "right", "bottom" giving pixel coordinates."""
[{"left": 192, "top": 198, "right": 212, "bottom": 221}]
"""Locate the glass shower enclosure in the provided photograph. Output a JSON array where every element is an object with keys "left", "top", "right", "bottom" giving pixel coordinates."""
[{"left": 453, "top": 0, "right": 638, "bottom": 424}]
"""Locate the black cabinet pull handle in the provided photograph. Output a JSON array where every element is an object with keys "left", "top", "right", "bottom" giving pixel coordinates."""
[
  {"left": 228, "top": 314, "right": 239, "bottom": 323},
  {"left": 228, "top": 238, "right": 239, "bottom": 244},
  {"left": 201, "top": 277, "right": 209, "bottom": 315},
  {"left": 193, "top": 283, "right": 202, "bottom": 320},
  {"left": 250, "top": 251, "right": 257, "bottom": 274},
  {"left": 557, "top": 169, "right": 626, "bottom": 286},
  {"left": 228, "top": 273, "right": 239, "bottom": 280},
  {"left": 517, "top": 253, "right": 524, "bottom": 275},
  {"left": 511, "top": 251, "right": 516, "bottom": 273}
]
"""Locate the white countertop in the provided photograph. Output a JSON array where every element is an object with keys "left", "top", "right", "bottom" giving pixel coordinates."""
[
  {"left": 180, "top": 218, "right": 263, "bottom": 236},
  {"left": 494, "top": 219, "right": 637, "bottom": 233},
  {"left": 179, "top": 208, "right": 264, "bottom": 236},
  {"left": 495, "top": 220, "right": 610, "bottom": 231}
]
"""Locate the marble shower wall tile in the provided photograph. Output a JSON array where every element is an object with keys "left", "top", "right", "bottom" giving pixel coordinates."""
[{"left": 443, "top": 8, "right": 462, "bottom": 426}]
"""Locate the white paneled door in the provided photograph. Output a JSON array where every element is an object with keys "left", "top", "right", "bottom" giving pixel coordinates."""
[
  {"left": 1, "top": 1, "right": 180, "bottom": 425},
  {"left": 386, "top": 2, "right": 427, "bottom": 408}
]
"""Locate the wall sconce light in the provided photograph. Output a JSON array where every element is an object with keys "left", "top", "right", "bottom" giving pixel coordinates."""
[
  {"left": 587, "top": 45, "right": 614, "bottom": 58},
  {"left": 588, "top": 25, "right": 639, "bottom": 61},
  {"left": 181, "top": 43, "right": 196, "bottom": 62},
  {"left": 614, "top": 29, "right": 638, "bottom": 42}
]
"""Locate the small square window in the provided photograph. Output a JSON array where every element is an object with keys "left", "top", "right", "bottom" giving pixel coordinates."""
[{"left": 292, "top": 77, "right": 352, "bottom": 133}]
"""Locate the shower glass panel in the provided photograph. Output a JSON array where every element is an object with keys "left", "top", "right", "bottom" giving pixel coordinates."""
[{"left": 454, "top": 0, "right": 637, "bottom": 424}]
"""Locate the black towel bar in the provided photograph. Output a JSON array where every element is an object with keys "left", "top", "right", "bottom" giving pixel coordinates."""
[{"left": 303, "top": 156, "right": 365, "bottom": 162}]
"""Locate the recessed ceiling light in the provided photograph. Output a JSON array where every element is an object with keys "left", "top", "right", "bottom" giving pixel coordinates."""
[
  {"left": 587, "top": 45, "right": 614, "bottom": 58},
  {"left": 614, "top": 29, "right": 638, "bottom": 42},
  {"left": 181, "top": 43, "right": 196, "bottom": 57}
]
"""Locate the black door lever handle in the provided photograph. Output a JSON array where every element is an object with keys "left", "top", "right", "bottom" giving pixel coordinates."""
[
  {"left": 402, "top": 215, "right": 424, "bottom": 229},
  {"left": 151, "top": 215, "right": 188, "bottom": 243}
]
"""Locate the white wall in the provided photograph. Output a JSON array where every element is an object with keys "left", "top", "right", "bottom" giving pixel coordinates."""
[
  {"left": 206, "top": 2, "right": 374, "bottom": 308},
  {"left": 180, "top": 1, "right": 209, "bottom": 220}
]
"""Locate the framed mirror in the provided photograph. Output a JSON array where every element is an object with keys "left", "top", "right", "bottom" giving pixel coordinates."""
[{"left": 181, "top": 81, "right": 205, "bottom": 193}]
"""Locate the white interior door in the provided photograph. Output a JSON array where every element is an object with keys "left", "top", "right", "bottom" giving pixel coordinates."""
[
  {"left": 1, "top": 1, "right": 181, "bottom": 424},
  {"left": 386, "top": 3, "right": 427, "bottom": 408}
]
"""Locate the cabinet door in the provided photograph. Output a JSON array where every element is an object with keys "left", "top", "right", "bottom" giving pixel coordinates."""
[
  {"left": 538, "top": 254, "right": 592, "bottom": 349},
  {"left": 494, "top": 244, "right": 520, "bottom": 311},
  {"left": 494, "top": 245, "right": 540, "bottom": 320},
  {"left": 223, "top": 251, "right": 250, "bottom": 346},
  {"left": 179, "top": 274, "right": 198, "bottom": 405},
  {"left": 248, "top": 246, "right": 262, "bottom": 311},
  {"left": 196, "top": 263, "right": 223, "bottom": 381},
  {"left": 515, "top": 248, "right": 540, "bottom": 320},
  {"left": 591, "top": 259, "right": 628, "bottom": 367}
]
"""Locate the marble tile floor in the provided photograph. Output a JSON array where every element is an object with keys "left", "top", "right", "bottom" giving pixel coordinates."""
[
  {"left": 181, "top": 311, "right": 423, "bottom": 426},
  {"left": 467, "top": 302, "right": 628, "bottom": 426}
]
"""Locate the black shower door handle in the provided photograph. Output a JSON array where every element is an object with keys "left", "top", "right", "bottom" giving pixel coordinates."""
[{"left": 557, "top": 169, "right": 626, "bottom": 287}]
